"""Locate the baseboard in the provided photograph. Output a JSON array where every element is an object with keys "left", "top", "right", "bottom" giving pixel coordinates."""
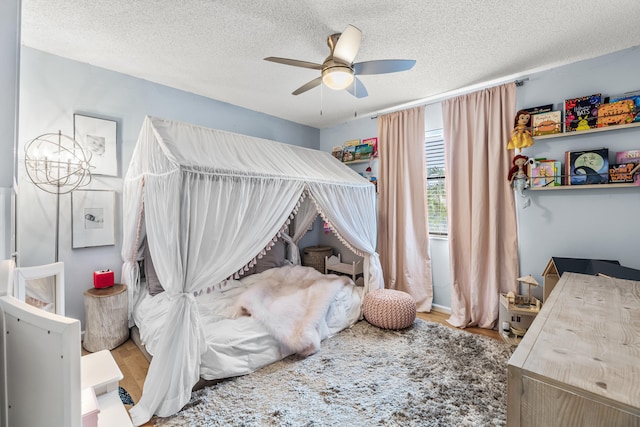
[{"left": 431, "top": 304, "right": 451, "bottom": 315}]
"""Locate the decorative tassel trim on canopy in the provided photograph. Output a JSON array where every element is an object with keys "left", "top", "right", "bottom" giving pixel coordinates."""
[
  {"left": 308, "top": 192, "right": 366, "bottom": 258},
  {"left": 193, "top": 190, "right": 309, "bottom": 297},
  {"left": 192, "top": 278, "right": 238, "bottom": 297}
]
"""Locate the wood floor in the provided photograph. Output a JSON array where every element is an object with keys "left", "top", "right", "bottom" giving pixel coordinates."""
[{"left": 105, "top": 310, "right": 499, "bottom": 425}]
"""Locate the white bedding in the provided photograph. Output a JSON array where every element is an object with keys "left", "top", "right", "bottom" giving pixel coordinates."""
[{"left": 133, "top": 265, "right": 362, "bottom": 381}]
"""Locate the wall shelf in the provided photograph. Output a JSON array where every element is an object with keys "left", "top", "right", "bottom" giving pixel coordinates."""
[
  {"left": 341, "top": 159, "right": 371, "bottom": 165},
  {"left": 528, "top": 183, "right": 638, "bottom": 191},
  {"left": 527, "top": 119, "right": 640, "bottom": 190},
  {"left": 535, "top": 121, "right": 640, "bottom": 140}
]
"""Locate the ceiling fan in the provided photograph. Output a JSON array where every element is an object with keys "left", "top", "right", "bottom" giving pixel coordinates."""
[{"left": 264, "top": 25, "right": 416, "bottom": 98}]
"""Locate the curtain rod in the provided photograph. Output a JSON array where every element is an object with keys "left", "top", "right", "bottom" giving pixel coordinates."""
[
  {"left": 364, "top": 46, "right": 633, "bottom": 121},
  {"left": 369, "top": 77, "right": 530, "bottom": 120}
]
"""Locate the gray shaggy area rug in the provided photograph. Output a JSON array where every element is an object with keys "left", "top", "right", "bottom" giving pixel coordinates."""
[{"left": 153, "top": 319, "right": 513, "bottom": 427}]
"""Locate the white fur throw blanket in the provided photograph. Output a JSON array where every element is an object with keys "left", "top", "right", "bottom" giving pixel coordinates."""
[{"left": 231, "top": 265, "right": 352, "bottom": 357}]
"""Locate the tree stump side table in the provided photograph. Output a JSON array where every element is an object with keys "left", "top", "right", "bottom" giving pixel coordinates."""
[{"left": 83, "top": 283, "right": 129, "bottom": 352}]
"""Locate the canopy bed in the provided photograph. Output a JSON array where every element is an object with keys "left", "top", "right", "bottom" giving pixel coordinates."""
[{"left": 121, "top": 116, "right": 383, "bottom": 425}]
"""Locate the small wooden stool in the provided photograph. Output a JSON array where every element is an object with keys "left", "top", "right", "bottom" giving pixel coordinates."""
[{"left": 83, "top": 284, "right": 129, "bottom": 352}]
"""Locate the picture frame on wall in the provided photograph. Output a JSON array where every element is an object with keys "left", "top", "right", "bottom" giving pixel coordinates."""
[
  {"left": 73, "top": 114, "right": 118, "bottom": 176},
  {"left": 71, "top": 190, "right": 116, "bottom": 248}
]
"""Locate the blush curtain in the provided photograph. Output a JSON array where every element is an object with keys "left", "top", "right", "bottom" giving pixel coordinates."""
[
  {"left": 377, "top": 106, "right": 433, "bottom": 312},
  {"left": 441, "top": 83, "right": 519, "bottom": 329}
]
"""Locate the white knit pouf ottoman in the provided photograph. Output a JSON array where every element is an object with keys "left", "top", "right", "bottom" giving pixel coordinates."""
[{"left": 363, "top": 289, "right": 416, "bottom": 330}]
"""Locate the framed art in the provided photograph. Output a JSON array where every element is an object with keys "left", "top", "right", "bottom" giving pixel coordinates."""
[
  {"left": 74, "top": 114, "right": 118, "bottom": 176},
  {"left": 72, "top": 190, "right": 116, "bottom": 248}
]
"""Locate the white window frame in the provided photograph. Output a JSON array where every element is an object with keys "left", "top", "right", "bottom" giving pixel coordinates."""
[{"left": 425, "top": 129, "right": 447, "bottom": 236}]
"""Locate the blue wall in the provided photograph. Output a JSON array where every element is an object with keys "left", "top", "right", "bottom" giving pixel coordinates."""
[
  {"left": 17, "top": 47, "right": 319, "bottom": 325},
  {"left": 516, "top": 46, "right": 640, "bottom": 298}
]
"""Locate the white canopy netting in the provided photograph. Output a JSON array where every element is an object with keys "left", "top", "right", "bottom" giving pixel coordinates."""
[{"left": 121, "top": 116, "right": 383, "bottom": 424}]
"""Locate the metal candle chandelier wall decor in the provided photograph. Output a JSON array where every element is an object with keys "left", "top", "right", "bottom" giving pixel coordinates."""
[
  {"left": 24, "top": 131, "right": 92, "bottom": 261},
  {"left": 24, "top": 131, "right": 92, "bottom": 194}
]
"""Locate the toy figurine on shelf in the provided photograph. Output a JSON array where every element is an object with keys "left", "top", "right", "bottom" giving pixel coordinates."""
[
  {"left": 517, "top": 275, "right": 541, "bottom": 308},
  {"left": 508, "top": 154, "right": 529, "bottom": 189},
  {"left": 508, "top": 154, "right": 531, "bottom": 208},
  {"left": 507, "top": 110, "right": 535, "bottom": 150}
]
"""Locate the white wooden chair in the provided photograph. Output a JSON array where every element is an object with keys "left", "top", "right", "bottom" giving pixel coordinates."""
[
  {"left": 0, "top": 295, "right": 81, "bottom": 427},
  {"left": 0, "top": 294, "right": 132, "bottom": 427}
]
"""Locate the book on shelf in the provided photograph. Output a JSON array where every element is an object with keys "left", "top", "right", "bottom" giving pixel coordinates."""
[
  {"left": 566, "top": 148, "right": 609, "bottom": 185},
  {"left": 331, "top": 146, "right": 343, "bottom": 160},
  {"left": 615, "top": 150, "right": 640, "bottom": 185},
  {"left": 597, "top": 99, "right": 636, "bottom": 127},
  {"left": 608, "top": 163, "right": 640, "bottom": 184},
  {"left": 564, "top": 94, "right": 602, "bottom": 132},
  {"left": 353, "top": 143, "right": 374, "bottom": 161},
  {"left": 531, "top": 111, "right": 562, "bottom": 136},
  {"left": 341, "top": 145, "right": 356, "bottom": 162},
  {"left": 528, "top": 159, "right": 561, "bottom": 187},
  {"left": 609, "top": 92, "right": 640, "bottom": 123},
  {"left": 522, "top": 104, "right": 553, "bottom": 133},
  {"left": 362, "top": 137, "right": 378, "bottom": 157},
  {"left": 615, "top": 150, "right": 640, "bottom": 163}
]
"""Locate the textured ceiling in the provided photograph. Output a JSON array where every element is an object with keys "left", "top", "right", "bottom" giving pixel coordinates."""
[{"left": 20, "top": 0, "right": 640, "bottom": 129}]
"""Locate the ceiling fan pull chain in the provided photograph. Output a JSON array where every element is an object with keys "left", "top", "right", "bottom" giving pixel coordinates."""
[
  {"left": 320, "top": 83, "right": 323, "bottom": 116},
  {"left": 354, "top": 83, "right": 358, "bottom": 117}
]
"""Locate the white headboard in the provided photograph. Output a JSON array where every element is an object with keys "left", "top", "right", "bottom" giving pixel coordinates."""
[{"left": 0, "top": 295, "right": 81, "bottom": 427}]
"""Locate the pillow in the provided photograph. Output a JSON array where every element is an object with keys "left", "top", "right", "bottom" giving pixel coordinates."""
[
  {"left": 143, "top": 243, "right": 165, "bottom": 296},
  {"left": 253, "top": 238, "right": 287, "bottom": 274}
]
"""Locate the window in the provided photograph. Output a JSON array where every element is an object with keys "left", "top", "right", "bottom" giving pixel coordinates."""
[{"left": 425, "top": 129, "right": 447, "bottom": 235}]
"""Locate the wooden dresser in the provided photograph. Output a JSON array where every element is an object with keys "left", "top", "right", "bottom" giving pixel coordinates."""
[{"left": 507, "top": 272, "right": 640, "bottom": 427}]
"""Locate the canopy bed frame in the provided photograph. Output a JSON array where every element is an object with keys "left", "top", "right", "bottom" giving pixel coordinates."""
[{"left": 121, "top": 116, "right": 383, "bottom": 425}]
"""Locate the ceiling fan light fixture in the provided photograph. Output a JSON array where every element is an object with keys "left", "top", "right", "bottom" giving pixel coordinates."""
[
  {"left": 265, "top": 25, "right": 414, "bottom": 97},
  {"left": 322, "top": 65, "right": 354, "bottom": 90}
]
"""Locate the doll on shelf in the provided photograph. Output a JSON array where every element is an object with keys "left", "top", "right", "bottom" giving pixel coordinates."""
[
  {"left": 508, "top": 154, "right": 531, "bottom": 208},
  {"left": 506, "top": 110, "right": 535, "bottom": 150}
]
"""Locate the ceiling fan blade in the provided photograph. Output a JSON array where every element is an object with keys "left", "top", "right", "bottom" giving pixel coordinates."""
[
  {"left": 332, "top": 25, "right": 362, "bottom": 64},
  {"left": 264, "top": 57, "right": 323, "bottom": 70},
  {"left": 345, "top": 77, "right": 368, "bottom": 98},
  {"left": 292, "top": 77, "right": 322, "bottom": 95},
  {"left": 354, "top": 59, "right": 416, "bottom": 75}
]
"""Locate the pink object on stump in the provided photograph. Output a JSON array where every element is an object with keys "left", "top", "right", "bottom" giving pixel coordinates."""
[{"left": 363, "top": 288, "right": 417, "bottom": 330}]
